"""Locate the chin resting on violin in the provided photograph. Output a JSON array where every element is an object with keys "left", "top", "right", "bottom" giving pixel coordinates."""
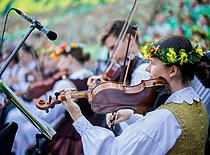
[{"left": 60, "top": 35, "right": 209, "bottom": 155}]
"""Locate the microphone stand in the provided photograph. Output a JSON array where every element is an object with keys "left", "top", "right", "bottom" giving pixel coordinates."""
[{"left": 0, "top": 24, "right": 50, "bottom": 155}]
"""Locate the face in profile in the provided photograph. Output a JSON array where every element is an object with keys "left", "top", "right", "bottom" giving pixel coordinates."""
[
  {"left": 104, "top": 34, "right": 129, "bottom": 62},
  {"left": 146, "top": 57, "right": 171, "bottom": 81}
]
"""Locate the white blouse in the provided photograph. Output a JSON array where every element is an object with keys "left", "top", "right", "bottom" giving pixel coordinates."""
[{"left": 73, "top": 86, "right": 200, "bottom": 155}]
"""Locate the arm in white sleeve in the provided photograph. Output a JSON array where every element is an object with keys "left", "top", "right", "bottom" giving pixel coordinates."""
[{"left": 73, "top": 116, "right": 115, "bottom": 155}]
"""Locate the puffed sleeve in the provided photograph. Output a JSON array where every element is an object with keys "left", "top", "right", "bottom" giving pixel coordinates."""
[
  {"left": 73, "top": 109, "right": 182, "bottom": 155},
  {"left": 73, "top": 116, "right": 116, "bottom": 155}
]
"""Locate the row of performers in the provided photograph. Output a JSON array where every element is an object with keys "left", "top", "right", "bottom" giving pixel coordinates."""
[{"left": 1, "top": 20, "right": 210, "bottom": 155}]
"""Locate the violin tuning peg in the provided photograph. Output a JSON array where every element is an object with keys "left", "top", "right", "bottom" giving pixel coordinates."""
[
  {"left": 152, "top": 82, "right": 157, "bottom": 86},
  {"left": 38, "top": 99, "right": 45, "bottom": 105},
  {"left": 95, "top": 78, "right": 101, "bottom": 85},
  {"left": 49, "top": 95, "right": 52, "bottom": 103},
  {"left": 54, "top": 92, "right": 60, "bottom": 99}
]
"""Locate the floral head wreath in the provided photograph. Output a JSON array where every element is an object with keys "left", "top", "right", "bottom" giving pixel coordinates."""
[
  {"left": 140, "top": 43, "right": 204, "bottom": 65},
  {"left": 43, "top": 44, "right": 59, "bottom": 61},
  {"left": 55, "top": 43, "right": 85, "bottom": 55}
]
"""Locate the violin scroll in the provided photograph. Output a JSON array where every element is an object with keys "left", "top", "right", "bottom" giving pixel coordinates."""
[{"left": 36, "top": 93, "right": 66, "bottom": 112}]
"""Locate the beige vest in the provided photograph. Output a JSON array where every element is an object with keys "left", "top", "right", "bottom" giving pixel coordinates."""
[{"left": 158, "top": 101, "right": 208, "bottom": 155}]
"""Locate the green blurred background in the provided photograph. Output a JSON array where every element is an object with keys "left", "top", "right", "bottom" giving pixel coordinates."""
[{"left": 0, "top": 0, "right": 209, "bottom": 60}]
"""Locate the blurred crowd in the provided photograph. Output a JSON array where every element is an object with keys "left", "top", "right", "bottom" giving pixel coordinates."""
[{"left": 137, "top": 0, "right": 210, "bottom": 51}]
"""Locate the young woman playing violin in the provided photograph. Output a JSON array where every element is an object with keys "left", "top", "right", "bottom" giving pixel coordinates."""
[{"left": 61, "top": 35, "right": 208, "bottom": 155}]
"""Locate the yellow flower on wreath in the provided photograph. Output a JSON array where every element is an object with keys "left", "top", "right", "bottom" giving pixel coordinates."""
[
  {"left": 195, "top": 47, "right": 203, "bottom": 57},
  {"left": 178, "top": 49, "right": 188, "bottom": 65},
  {"left": 140, "top": 43, "right": 152, "bottom": 58},
  {"left": 166, "top": 48, "right": 178, "bottom": 63}
]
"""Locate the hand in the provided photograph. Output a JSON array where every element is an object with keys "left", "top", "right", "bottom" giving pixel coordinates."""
[
  {"left": 106, "top": 109, "right": 134, "bottom": 128},
  {"left": 61, "top": 89, "right": 82, "bottom": 121},
  {"left": 87, "top": 75, "right": 104, "bottom": 90}
]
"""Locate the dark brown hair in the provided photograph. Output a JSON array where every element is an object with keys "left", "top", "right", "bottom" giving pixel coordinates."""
[
  {"left": 154, "top": 35, "right": 209, "bottom": 82},
  {"left": 99, "top": 20, "right": 139, "bottom": 46},
  {"left": 63, "top": 47, "right": 90, "bottom": 64}
]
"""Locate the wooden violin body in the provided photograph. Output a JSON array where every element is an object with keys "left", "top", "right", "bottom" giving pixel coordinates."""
[
  {"left": 90, "top": 77, "right": 169, "bottom": 114},
  {"left": 103, "top": 56, "right": 138, "bottom": 82},
  {"left": 36, "top": 77, "right": 170, "bottom": 114},
  {"left": 103, "top": 61, "right": 123, "bottom": 81},
  {"left": 20, "top": 69, "right": 69, "bottom": 101}
]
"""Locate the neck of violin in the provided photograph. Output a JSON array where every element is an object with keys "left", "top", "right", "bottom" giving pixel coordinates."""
[{"left": 60, "top": 90, "right": 91, "bottom": 100}]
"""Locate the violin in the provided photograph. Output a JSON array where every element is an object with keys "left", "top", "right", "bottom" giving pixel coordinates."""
[
  {"left": 19, "top": 69, "right": 69, "bottom": 101},
  {"left": 36, "top": 77, "right": 170, "bottom": 114},
  {"left": 102, "top": 61, "right": 123, "bottom": 81},
  {"left": 103, "top": 56, "right": 136, "bottom": 82}
]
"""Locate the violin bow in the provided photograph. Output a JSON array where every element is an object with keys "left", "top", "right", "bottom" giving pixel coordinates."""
[
  {"left": 118, "top": 30, "right": 132, "bottom": 83},
  {"left": 102, "top": 0, "right": 139, "bottom": 75}
]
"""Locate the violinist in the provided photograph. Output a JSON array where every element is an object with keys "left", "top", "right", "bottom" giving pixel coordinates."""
[
  {"left": 5, "top": 45, "right": 75, "bottom": 155},
  {"left": 87, "top": 20, "right": 150, "bottom": 88},
  {"left": 18, "top": 43, "right": 41, "bottom": 85},
  {"left": 1, "top": 43, "right": 32, "bottom": 93},
  {"left": 55, "top": 43, "right": 94, "bottom": 79},
  {"left": 61, "top": 35, "right": 208, "bottom": 155},
  {"left": 87, "top": 20, "right": 150, "bottom": 133},
  {"left": 39, "top": 43, "right": 103, "bottom": 155}
]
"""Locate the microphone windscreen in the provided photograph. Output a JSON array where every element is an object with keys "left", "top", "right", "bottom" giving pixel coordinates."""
[{"left": 47, "top": 31, "right": 57, "bottom": 41}]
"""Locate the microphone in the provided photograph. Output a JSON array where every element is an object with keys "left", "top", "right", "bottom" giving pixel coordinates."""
[{"left": 13, "top": 8, "right": 57, "bottom": 41}]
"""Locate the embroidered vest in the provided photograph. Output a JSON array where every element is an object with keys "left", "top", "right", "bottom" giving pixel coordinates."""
[{"left": 158, "top": 101, "right": 208, "bottom": 155}]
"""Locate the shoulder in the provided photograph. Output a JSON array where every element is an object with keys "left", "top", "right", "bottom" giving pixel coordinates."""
[
  {"left": 132, "top": 109, "right": 180, "bottom": 136},
  {"left": 70, "top": 68, "right": 93, "bottom": 80},
  {"left": 133, "top": 63, "right": 149, "bottom": 75},
  {"left": 53, "top": 79, "right": 76, "bottom": 90},
  {"left": 131, "top": 63, "right": 150, "bottom": 85},
  {"left": 123, "top": 109, "right": 181, "bottom": 153}
]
